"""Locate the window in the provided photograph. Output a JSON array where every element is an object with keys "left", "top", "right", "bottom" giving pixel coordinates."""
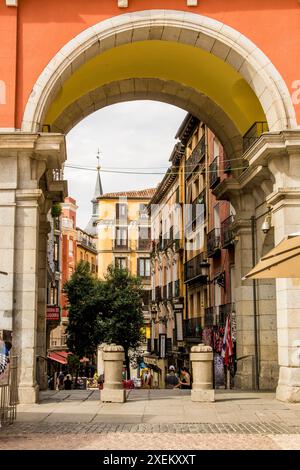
[
  {"left": 69, "top": 238, "right": 73, "bottom": 257},
  {"left": 115, "top": 257, "right": 127, "bottom": 269},
  {"left": 138, "top": 258, "right": 150, "bottom": 278},
  {"left": 115, "top": 227, "right": 128, "bottom": 247},
  {"left": 141, "top": 290, "right": 150, "bottom": 307},
  {"left": 116, "top": 203, "right": 127, "bottom": 220},
  {"left": 139, "top": 203, "right": 148, "bottom": 219}
]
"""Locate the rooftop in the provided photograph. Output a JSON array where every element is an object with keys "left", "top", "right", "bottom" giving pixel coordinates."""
[{"left": 98, "top": 188, "right": 157, "bottom": 199}]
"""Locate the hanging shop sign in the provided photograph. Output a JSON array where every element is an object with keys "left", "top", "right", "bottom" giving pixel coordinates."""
[{"left": 46, "top": 306, "right": 60, "bottom": 321}]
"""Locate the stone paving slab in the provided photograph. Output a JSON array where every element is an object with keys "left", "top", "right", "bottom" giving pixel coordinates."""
[
  {"left": 2, "top": 421, "right": 300, "bottom": 435},
  {"left": 10, "top": 389, "right": 300, "bottom": 430}
]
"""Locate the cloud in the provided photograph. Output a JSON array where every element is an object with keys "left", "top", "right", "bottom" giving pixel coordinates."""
[{"left": 65, "top": 101, "right": 186, "bottom": 229}]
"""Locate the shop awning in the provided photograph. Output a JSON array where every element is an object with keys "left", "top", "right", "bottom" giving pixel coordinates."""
[
  {"left": 47, "top": 351, "right": 89, "bottom": 364},
  {"left": 244, "top": 235, "right": 300, "bottom": 279},
  {"left": 48, "top": 352, "right": 67, "bottom": 364}
]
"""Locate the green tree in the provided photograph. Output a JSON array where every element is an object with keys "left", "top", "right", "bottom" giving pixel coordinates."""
[
  {"left": 64, "top": 262, "right": 145, "bottom": 381},
  {"left": 98, "top": 265, "right": 145, "bottom": 379},
  {"left": 64, "top": 261, "right": 102, "bottom": 359}
]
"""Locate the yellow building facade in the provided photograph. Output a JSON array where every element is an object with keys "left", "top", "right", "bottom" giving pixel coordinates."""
[
  {"left": 97, "top": 189, "right": 156, "bottom": 336},
  {"left": 147, "top": 144, "right": 186, "bottom": 382},
  {"left": 76, "top": 228, "right": 98, "bottom": 276}
]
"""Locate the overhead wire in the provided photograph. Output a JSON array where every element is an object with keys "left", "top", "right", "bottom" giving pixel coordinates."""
[{"left": 64, "top": 162, "right": 249, "bottom": 175}]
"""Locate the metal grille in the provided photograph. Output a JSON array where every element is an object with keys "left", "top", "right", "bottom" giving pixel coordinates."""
[{"left": 0, "top": 356, "right": 18, "bottom": 425}]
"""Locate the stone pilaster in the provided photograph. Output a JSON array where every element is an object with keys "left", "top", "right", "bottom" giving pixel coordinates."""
[
  {"left": 13, "top": 188, "right": 42, "bottom": 404},
  {"left": 267, "top": 187, "right": 300, "bottom": 402},
  {"left": 36, "top": 212, "right": 51, "bottom": 390}
]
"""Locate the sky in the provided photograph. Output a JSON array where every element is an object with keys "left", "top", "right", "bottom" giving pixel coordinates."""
[{"left": 65, "top": 101, "right": 187, "bottom": 229}]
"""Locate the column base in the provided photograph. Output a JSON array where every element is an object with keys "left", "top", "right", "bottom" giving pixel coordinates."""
[
  {"left": 276, "top": 367, "right": 300, "bottom": 402},
  {"left": 100, "top": 388, "right": 126, "bottom": 403},
  {"left": 191, "top": 389, "right": 215, "bottom": 402},
  {"left": 18, "top": 384, "right": 39, "bottom": 404}
]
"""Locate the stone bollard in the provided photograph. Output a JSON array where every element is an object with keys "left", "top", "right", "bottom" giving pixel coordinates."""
[
  {"left": 100, "top": 344, "right": 126, "bottom": 403},
  {"left": 190, "top": 343, "right": 215, "bottom": 402}
]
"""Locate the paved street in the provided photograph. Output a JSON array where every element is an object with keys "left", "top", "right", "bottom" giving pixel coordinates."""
[{"left": 1, "top": 389, "right": 300, "bottom": 450}]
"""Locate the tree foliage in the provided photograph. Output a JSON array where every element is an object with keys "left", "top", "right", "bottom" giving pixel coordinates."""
[
  {"left": 64, "top": 261, "right": 102, "bottom": 358},
  {"left": 64, "top": 263, "right": 145, "bottom": 378}
]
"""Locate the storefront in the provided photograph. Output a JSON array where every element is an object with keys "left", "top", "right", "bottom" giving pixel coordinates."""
[{"left": 143, "top": 355, "right": 167, "bottom": 389}]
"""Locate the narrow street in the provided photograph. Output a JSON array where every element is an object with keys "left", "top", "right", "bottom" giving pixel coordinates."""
[{"left": 1, "top": 389, "right": 300, "bottom": 450}]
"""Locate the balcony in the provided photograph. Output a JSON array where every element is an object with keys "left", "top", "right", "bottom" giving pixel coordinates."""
[
  {"left": 167, "top": 281, "right": 173, "bottom": 299},
  {"left": 114, "top": 241, "right": 129, "bottom": 251},
  {"left": 185, "top": 135, "right": 205, "bottom": 179},
  {"left": 77, "top": 235, "right": 97, "bottom": 252},
  {"left": 155, "top": 286, "right": 162, "bottom": 302},
  {"left": 221, "top": 215, "right": 235, "bottom": 248},
  {"left": 184, "top": 253, "right": 209, "bottom": 284},
  {"left": 218, "top": 303, "right": 235, "bottom": 327},
  {"left": 207, "top": 228, "right": 221, "bottom": 257},
  {"left": 52, "top": 169, "right": 64, "bottom": 181},
  {"left": 204, "top": 306, "right": 218, "bottom": 327},
  {"left": 184, "top": 317, "right": 202, "bottom": 341},
  {"left": 243, "top": 121, "right": 268, "bottom": 153},
  {"left": 49, "top": 335, "right": 67, "bottom": 349},
  {"left": 209, "top": 157, "right": 220, "bottom": 188}
]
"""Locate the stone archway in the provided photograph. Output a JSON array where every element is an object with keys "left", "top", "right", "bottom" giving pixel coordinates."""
[
  {"left": 1, "top": 10, "right": 300, "bottom": 403},
  {"left": 22, "top": 10, "right": 296, "bottom": 135}
]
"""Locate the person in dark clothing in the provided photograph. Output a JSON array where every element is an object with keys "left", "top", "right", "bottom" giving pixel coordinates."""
[
  {"left": 64, "top": 375, "right": 73, "bottom": 390},
  {"left": 165, "top": 365, "right": 179, "bottom": 389}
]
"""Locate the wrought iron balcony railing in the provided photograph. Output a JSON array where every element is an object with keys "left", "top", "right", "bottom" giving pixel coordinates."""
[
  {"left": 207, "top": 228, "right": 221, "bottom": 257},
  {"left": 185, "top": 135, "right": 206, "bottom": 179},
  {"left": 221, "top": 215, "right": 235, "bottom": 248},
  {"left": 209, "top": 156, "right": 220, "bottom": 188},
  {"left": 184, "top": 253, "right": 209, "bottom": 284},
  {"left": 243, "top": 121, "right": 268, "bottom": 153}
]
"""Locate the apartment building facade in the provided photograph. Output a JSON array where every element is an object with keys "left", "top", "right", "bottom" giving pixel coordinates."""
[{"left": 97, "top": 189, "right": 156, "bottom": 346}]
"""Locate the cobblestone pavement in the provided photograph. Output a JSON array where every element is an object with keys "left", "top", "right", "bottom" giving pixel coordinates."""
[{"left": 1, "top": 389, "right": 300, "bottom": 450}]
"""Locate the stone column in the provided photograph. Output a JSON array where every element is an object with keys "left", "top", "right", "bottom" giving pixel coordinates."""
[
  {"left": 36, "top": 212, "right": 51, "bottom": 390},
  {"left": 13, "top": 188, "right": 42, "bottom": 404},
  {"left": 267, "top": 185, "right": 300, "bottom": 402},
  {"left": 101, "top": 344, "right": 126, "bottom": 403},
  {"left": 190, "top": 343, "right": 214, "bottom": 401},
  {"left": 0, "top": 153, "right": 17, "bottom": 337},
  {"left": 231, "top": 192, "right": 258, "bottom": 390},
  {"left": 0, "top": 133, "right": 67, "bottom": 404}
]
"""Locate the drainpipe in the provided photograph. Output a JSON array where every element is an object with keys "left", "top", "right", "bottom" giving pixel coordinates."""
[{"left": 251, "top": 215, "right": 260, "bottom": 390}]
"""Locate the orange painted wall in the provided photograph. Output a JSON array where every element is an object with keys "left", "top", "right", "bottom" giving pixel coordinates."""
[
  {"left": 1, "top": 1, "right": 300, "bottom": 129},
  {"left": 0, "top": 3, "right": 17, "bottom": 128}
]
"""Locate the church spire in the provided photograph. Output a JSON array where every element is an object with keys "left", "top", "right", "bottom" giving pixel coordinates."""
[
  {"left": 85, "top": 149, "right": 103, "bottom": 236},
  {"left": 92, "top": 149, "right": 103, "bottom": 207}
]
